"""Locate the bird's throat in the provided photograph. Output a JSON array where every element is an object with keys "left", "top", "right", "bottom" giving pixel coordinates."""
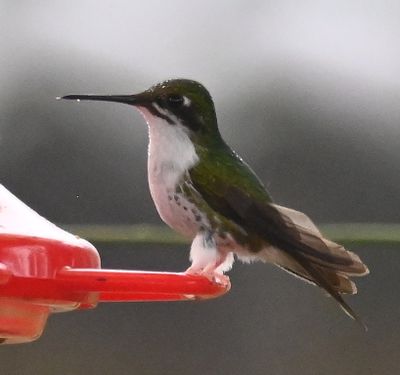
[{"left": 145, "top": 114, "right": 199, "bottom": 190}]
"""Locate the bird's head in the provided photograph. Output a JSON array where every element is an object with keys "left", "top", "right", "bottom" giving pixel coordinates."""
[{"left": 62, "top": 79, "right": 222, "bottom": 146}]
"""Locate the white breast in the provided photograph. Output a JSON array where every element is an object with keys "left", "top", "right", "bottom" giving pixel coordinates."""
[
  {"left": 147, "top": 118, "right": 199, "bottom": 189},
  {"left": 138, "top": 108, "right": 200, "bottom": 233}
]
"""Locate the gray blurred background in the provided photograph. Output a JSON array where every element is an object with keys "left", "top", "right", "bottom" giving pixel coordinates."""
[{"left": 1, "top": 1, "right": 400, "bottom": 374}]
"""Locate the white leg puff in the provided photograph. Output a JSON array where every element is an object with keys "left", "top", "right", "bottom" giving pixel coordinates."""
[
  {"left": 189, "top": 231, "right": 219, "bottom": 273},
  {"left": 186, "top": 231, "right": 233, "bottom": 286}
]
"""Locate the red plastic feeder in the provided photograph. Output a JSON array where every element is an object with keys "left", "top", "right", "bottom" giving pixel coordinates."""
[{"left": 0, "top": 185, "right": 229, "bottom": 344}]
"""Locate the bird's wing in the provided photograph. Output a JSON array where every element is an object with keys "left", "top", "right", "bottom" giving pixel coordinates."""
[{"left": 189, "top": 149, "right": 368, "bottom": 324}]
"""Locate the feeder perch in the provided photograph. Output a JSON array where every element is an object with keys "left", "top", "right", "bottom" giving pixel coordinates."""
[{"left": 0, "top": 185, "right": 229, "bottom": 344}]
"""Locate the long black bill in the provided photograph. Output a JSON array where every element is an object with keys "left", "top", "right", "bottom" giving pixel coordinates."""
[{"left": 60, "top": 94, "right": 143, "bottom": 106}]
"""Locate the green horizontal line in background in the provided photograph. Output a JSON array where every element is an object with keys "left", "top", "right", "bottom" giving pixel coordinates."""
[{"left": 62, "top": 223, "right": 400, "bottom": 247}]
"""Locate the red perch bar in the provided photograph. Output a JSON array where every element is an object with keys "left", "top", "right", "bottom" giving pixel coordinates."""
[{"left": 0, "top": 185, "right": 229, "bottom": 344}]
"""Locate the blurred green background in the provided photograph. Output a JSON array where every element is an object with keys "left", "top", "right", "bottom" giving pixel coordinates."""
[{"left": 1, "top": 1, "right": 400, "bottom": 374}]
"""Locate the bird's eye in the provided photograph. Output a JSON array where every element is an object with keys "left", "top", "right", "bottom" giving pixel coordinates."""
[{"left": 166, "top": 94, "right": 184, "bottom": 108}]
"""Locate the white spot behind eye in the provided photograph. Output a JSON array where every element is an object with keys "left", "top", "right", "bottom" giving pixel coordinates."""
[{"left": 183, "top": 96, "right": 191, "bottom": 107}]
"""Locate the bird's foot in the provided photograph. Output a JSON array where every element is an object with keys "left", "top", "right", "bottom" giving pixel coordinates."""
[
  {"left": 185, "top": 266, "right": 231, "bottom": 288},
  {"left": 208, "top": 272, "right": 231, "bottom": 288}
]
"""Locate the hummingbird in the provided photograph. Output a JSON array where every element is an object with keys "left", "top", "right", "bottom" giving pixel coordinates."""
[{"left": 61, "top": 79, "right": 369, "bottom": 324}]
